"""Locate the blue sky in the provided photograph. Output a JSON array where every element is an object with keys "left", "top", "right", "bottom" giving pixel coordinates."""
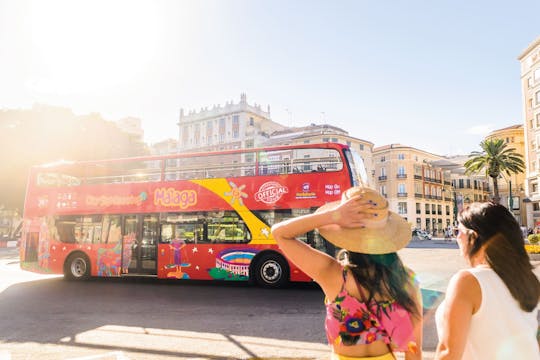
[{"left": 1, "top": 0, "right": 539, "bottom": 155}]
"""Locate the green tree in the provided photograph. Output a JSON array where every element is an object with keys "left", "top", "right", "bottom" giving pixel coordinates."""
[
  {"left": 464, "top": 138, "right": 525, "bottom": 204},
  {"left": 0, "top": 105, "right": 149, "bottom": 210}
]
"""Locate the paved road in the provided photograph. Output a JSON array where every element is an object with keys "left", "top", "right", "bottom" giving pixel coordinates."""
[{"left": 0, "top": 243, "right": 536, "bottom": 360}]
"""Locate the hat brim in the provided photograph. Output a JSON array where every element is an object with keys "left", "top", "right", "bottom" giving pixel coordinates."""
[{"left": 316, "top": 201, "right": 411, "bottom": 254}]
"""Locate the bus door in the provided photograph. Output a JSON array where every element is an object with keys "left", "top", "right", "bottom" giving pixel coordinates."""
[{"left": 123, "top": 215, "right": 158, "bottom": 275}]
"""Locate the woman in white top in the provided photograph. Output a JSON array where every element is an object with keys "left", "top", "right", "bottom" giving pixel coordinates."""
[{"left": 435, "top": 202, "right": 540, "bottom": 360}]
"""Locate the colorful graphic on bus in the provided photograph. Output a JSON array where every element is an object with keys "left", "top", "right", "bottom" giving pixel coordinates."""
[{"left": 19, "top": 143, "right": 364, "bottom": 287}]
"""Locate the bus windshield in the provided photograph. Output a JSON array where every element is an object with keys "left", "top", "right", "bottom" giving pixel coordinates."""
[{"left": 345, "top": 149, "right": 370, "bottom": 188}]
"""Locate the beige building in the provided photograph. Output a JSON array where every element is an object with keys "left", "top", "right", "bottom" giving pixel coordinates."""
[
  {"left": 151, "top": 138, "right": 179, "bottom": 155},
  {"left": 518, "top": 36, "right": 540, "bottom": 229},
  {"left": 177, "top": 93, "right": 286, "bottom": 152},
  {"left": 116, "top": 117, "right": 144, "bottom": 140},
  {"left": 373, "top": 145, "right": 490, "bottom": 235},
  {"left": 485, "top": 125, "right": 526, "bottom": 225}
]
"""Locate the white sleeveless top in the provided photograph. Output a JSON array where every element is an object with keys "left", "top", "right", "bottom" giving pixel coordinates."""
[{"left": 435, "top": 267, "right": 539, "bottom": 360}]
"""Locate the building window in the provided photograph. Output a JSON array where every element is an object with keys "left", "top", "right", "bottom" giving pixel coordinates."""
[
  {"left": 331, "top": 138, "right": 338, "bottom": 142},
  {"left": 533, "top": 203, "right": 540, "bottom": 211},
  {"left": 323, "top": 137, "right": 330, "bottom": 142},
  {"left": 398, "top": 153, "right": 405, "bottom": 160},
  {"left": 398, "top": 166, "right": 405, "bottom": 176},
  {"left": 249, "top": 117, "right": 254, "bottom": 126},
  {"left": 535, "top": 68, "right": 540, "bottom": 82},
  {"left": 359, "top": 144, "right": 364, "bottom": 150},
  {"left": 380, "top": 185, "right": 387, "bottom": 196},
  {"left": 303, "top": 155, "right": 311, "bottom": 172},
  {"left": 398, "top": 202, "right": 407, "bottom": 215},
  {"left": 536, "top": 91, "right": 540, "bottom": 105},
  {"left": 303, "top": 139, "right": 310, "bottom": 144},
  {"left": 381, "top": 156, "right": 386, "bottom": 162},
  {"left": 398, "top": 183, "right": 406, "bottom": 194},
  {"left": 346, "top": 141, "right": 351, "bottom": 146},
  {"left": 425, "top": 204, "right": 430, "bottom": 214},
  {"left": 416, "top": 203, "right": 421, "bottom": 214},
  {"left": 381, "top": 167, "right": 386, "bottom": 176}
]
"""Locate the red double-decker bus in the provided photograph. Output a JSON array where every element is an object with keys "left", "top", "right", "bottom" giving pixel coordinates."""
[{"left": 19, "top": 143, "right": 367, "bottom": 287}]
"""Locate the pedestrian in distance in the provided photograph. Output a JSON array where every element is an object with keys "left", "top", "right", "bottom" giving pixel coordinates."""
[
  {"left": 434, "top": 202, "right": 540, "bottom": 360},
  {"left": 271, "top": 186, "right": 422, "bottom": 360}
]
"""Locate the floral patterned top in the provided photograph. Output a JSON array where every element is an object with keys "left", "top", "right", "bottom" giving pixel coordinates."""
[{"left": 325, "top": 268, "right": 417, "bottom": 352}]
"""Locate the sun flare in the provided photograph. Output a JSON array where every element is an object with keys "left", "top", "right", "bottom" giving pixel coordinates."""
[{"left": 27, "top": 0, "right": 161, "bottom": 95}]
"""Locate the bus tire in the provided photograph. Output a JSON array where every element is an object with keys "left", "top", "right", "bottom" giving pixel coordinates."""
[
  {"left": 253, "top": 252, "right": 289, "bottom": 288},
  {"left": 64, "top": 252, "right": 91, "bottom": 281}
]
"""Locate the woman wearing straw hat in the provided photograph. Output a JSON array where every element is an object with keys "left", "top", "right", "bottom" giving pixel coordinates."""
[
  {"left": 271, "top": 186, "right": 422, "bottom": 360},
  {"left": 434, "top": 202, "right": 540, "bottom": 359}
]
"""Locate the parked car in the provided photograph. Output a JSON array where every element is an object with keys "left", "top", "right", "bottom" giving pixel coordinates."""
[{"left": 412, "top": 229, "right": 432, "bottom": 241}]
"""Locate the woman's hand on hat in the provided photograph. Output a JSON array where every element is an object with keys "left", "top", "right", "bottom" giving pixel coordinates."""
[{"left": 331, "top": 195, "right": 375, "bottom": 228}]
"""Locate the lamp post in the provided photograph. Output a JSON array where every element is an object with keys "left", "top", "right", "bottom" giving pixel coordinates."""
[{"left": 453, "top": 190, "right": 458, "bottom": 226}]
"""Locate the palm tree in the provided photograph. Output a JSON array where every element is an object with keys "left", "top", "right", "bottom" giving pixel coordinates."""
[{"left": 464, "top": 138, "right": 525, "bottom": 204}]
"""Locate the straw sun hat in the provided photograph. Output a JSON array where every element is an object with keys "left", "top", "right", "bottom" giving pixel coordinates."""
[{"left": 316, "top": 186, "right": 411, "bottom": 254}]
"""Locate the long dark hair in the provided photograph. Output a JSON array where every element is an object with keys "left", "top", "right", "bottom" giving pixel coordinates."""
[
  {"left": 458, "top": 202, "right": 540, "bottom": 312},
  {"left": 338, "top": 250, "right": 419, "bottom": 317}
]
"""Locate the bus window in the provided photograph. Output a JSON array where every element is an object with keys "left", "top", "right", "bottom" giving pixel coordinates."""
[
  {"left": 101, "top": 215, "right": 120, "bottom": 244},
  {"left": 105, "top": 216, "right": 122, "bottom": 244},
  {"left": 56, "top": 216, "right": 77, "bottom": 243},
  {"left": 160, "top": 212, "right": 205, "bottom": 244},
  {"left": 207, "top": 211, "right": 250, "bottom": 244},
  {"left": 56, "top": 215, "right": 103, "bottom": 244}
]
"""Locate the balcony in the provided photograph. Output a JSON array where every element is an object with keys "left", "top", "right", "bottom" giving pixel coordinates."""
[
  {"left": 425, "top": 177, "right": 442, "bottom": 184},
  {"left": 378, "top": 175, "right": 387, "bottom": 181},
  {"left": 414, "top": 175, "right": 422, "bottom": 180},
  {"left": 397, "top": 192, "right": 408, "bottom": 197},
  {"left": 396, "top": 174, "right": 407, "bottom": 179},
  {"left": 415, "top": 193, "right": 423, "bottom": 198}
]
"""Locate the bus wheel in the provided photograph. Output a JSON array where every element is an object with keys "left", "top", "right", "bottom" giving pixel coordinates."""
[
  {"left": 64, "top": 253, "right": 91, "bottom": 281},
  {"left": 254, "top": 253, "right": 289, "bottom": 288}
]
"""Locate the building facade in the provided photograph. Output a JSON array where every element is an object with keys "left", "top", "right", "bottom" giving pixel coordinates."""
[
  {"left": 518, "top": 36, "right": 540, "bottom": 229},
  {"left": 485, "top": 124, "right": 526, "bottom": 225},
  {"left": 372, "top": 144, "right": 490, "bottom": 235},
  {"left": 177, "top": 93, "right": 286, "bottom": 152}
]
